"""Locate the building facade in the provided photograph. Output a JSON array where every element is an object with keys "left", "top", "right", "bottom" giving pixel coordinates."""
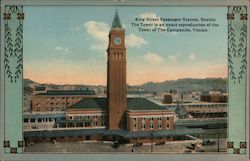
[
  {"left": 64, "top": 98, "right": 108, "bottom": 128},
  {"left": 32, "top": 90, "right": 96, "bottom": 112},
  {"left": 64, "top": 98, "right": 174, "bottom": 132},
  {"left": 200, "top": 93, "right": 228, "bottom": 102},
  {"left": 182, "top": 103, "right": 227, "bottom": 118},
  {"left": 127, "top": 111, "right": 174, "bottom": 132}
]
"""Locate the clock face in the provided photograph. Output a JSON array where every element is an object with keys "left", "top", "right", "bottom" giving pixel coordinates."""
[{"left": 114, "top": 36, "right": 121, "bottom": 45}]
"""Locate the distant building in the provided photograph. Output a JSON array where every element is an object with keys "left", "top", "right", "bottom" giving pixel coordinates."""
[
  {"left": 162, "top": 94, "right": 173, "bottom": 104},
  {"left": 200, "top": 92, "right": 228, "bottom": 103},
  {"left": 182, "top": 102, "right": 227, "bottom": 118},
  {"left": 63, "top": 85, "right": 77, "bottom": 90},
  {"left": 209, "top": 91, "right": 221, "bottom": 95},
  {"left": 32, "top": 90, "right": 96, "bottom": 112},
  {"left": 161, "top": 91, "right": 201, "bottom": 103},
  {"left": 127, "top": 90, "right": 152, "bottom": 98},
  {"left": 163, "top": 102, "right": 227, "bottom": 119},
  {"left": 34, "top": 86, "right": 46, "bottom": 92},
  {"left": 33, "top": 86, "right": 46, "bottom": 95}
]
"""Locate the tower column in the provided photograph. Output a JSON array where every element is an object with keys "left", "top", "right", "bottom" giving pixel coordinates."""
[{"left": 107, "top": 11, "right": 127, "bottom": 130}]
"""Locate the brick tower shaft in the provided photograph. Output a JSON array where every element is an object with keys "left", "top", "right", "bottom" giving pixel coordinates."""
[{"left": 107, "top": 10, "right": 127, "bottom": 130}]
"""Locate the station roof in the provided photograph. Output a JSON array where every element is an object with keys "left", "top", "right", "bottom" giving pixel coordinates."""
[
  {"left": 23, "top": 113, "right": 65, "bottom": 119},
  {"left": 127, "top": 98, "right": 167, "bottom": 111},
  {"left": 24, "top": 127, "right": 204, "bottom": 138},
  {"left": 175, "top": 118, "right": 227, "bottom": 126},
  {"left": 127, "top": 90, "right": 151, "bottom": 94},
  {"left": 68, "top": 98, "right": 107, "bottom": 110},
  {"left": 36, "top": 90, "right": 96, "bottom": 96},
  {"left": 184, "top": 107, "right": 227, "bottom": 113},
  {"left": 67, "top": 98, "right": 168, "bottom": 111}
]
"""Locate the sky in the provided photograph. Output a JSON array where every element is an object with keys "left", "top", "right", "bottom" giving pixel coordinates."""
[{"left": 23, "top": 6, "right": 228, "bottom": 86}]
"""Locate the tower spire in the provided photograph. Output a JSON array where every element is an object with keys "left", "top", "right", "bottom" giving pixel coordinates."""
[{"left": 112, "top": 9, "right": 122, "bottom": 29}]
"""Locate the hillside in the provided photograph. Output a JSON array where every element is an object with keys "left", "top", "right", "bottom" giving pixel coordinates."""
[
  {"left": 140, "top": 78, "right": 227, "bottom": 92},
  {"left": 24, "top": 78, "right": 227, "bottom": 93}
]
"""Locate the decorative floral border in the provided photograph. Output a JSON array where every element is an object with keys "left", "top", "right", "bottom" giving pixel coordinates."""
[
  {"left": 1, "top": 4, "right": 248, "bottom": 155},
  {"left": 4, "top": 6, "right": 24, "bottom": 83},
  {"left": 3, "top": 6, "right": 24, "bottom": 154},
  {"left": 228, "top": 6, "right": 247, "bottom": 84},
  {"left": 227, "top": 6, "right": 247, "bottom": 155}
]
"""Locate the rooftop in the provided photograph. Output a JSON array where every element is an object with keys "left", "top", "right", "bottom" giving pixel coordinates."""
[
  {"left": 36, "top": 90, "right": 96, "bottom": 96},
  {"left": 34, "top": 86, "right": 46, "bottom": 91},
  {"left": 112, "top": 10, "right": 122, "bottom": 29},
  {"left": 127, "top": 98, "right": 167, "bottom": 111},
  {"left": 68, "top": 98, "right": 107, "bottom": 110},
  {"left": 67, "top": 98, "right": 168, "bottom": 111},
  {"left": 24, "top": 127, "right": 204, "bottom": 138},
  {"left": 23, "top": 112, "right": 65, "bottom": 119},
  {"left": 175, "top": 118, "right": 227, "bottom": 126}
]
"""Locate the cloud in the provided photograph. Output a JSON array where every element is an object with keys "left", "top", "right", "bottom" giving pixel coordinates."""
[
  {"left": 84, "top": 21, "right": 109, "bottom": 42},
  {"left": 54, "top": 46, "right": 69, "bottom": 52},
  {"left": 139, "top": 12, "right": 165, "bottom": 29},
  {"left": 140, "top": 12, "right": 158, "bottom": 19},
  {"left": 143, "top": 52, "right": 164, "bottom": 65},
  {"left": 55, "top": 46, "right": 62, "bottom": 50},
  {"left": 84, "top": 21, "right": 109, "bottom": 52},
  {"left": 71, "top": 25, "right": 81, "bottom": 31},
  {"left": 122, "top": 24, "right": 127, "bottom": 29},
  {"left": 168, "top": 54, "right": 179, "bottom": 61},
  {"left": 84, "top": 20, "right": 148, "bottom": 52},
  {"left": 126, "top": 33, "right": 148, "bottom": 47},
  {"left": 189, "top": 53, "right": 196, "bottom": 60},
  {"left": 140, "top": 12, "right": 179, "bottom": 36},
  {"left": 90, "top": 44, "right": 107, "bottom": 51}
]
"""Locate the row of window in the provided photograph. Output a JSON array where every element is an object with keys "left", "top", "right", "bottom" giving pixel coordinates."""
[
  {"left": 36, "top": 102, "right": 75, "bottom": 107},
  {"left": 67, "top": 121, "right": 108, "bottom": 127},
  {"left": 24, "top": 119, "right": 107, "bottom": 128},
  {"left": 111, "top": 52, "right": 125, "bottom": 60},
  {"left": 69, "top": 115, "right": 99, "bottom": 121},
  {"left": 185, "top": 104, "right": 227, "bottom": 108},
  {"left": 35, "top": 103, "right": 75, "bottom": 111},
  {"left": 36, "top": 96, "right": 83, "bottom": 101},
  {"left": 35, "top": 107, "right": 66, "bottom": 112},
  {"left": 133, "top": 117, "right": 170, "bottom": 122},
  {"left": 67, "top": 122, "right": 98, "bottom": 127},
  {"left": 23, "top": 118, "right": 57, "bottom": 123},
  {"left": 133, "top": 122, "right": 170, "bottom": 130},
  {"left": 48, "top": 107, "right": 65, "bottom": 111}
]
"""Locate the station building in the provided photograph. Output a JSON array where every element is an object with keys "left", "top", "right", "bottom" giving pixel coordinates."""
[
  {"left": 63, "top": 98, "right": 174, "bottom": 131},
  {"left": 32, "top": 90, "right": 96, "bottom": 112},
  {"left": 24, "top": 11, "right": 206, "bottom": 144},
  {"left": 29, "top": 11, "right": 175, "bottom": 133},
  {"left": 182, "top": 102, "right": 227, "bottom": 118}
]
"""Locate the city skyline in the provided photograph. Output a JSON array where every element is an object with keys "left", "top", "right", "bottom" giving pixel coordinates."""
[
  {"left": 23, "top": 6, "right": 227, "bottom": 85},
  {"left": 24, "top": 77, "right": 227, "bottom": 86}
]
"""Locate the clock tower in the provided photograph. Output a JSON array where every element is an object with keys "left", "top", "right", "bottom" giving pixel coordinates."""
[{"left": 107, "top": 10, "right": 127, "bottom": 130}]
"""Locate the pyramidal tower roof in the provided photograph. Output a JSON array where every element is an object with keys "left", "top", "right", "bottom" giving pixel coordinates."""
[{"left": 112, "top": 9, "right": 122, "bottom": 29}]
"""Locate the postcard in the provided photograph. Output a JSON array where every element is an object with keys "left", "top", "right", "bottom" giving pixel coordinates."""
[{"left": 0, "top": 0, "right": 249, "bottom": 161}]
